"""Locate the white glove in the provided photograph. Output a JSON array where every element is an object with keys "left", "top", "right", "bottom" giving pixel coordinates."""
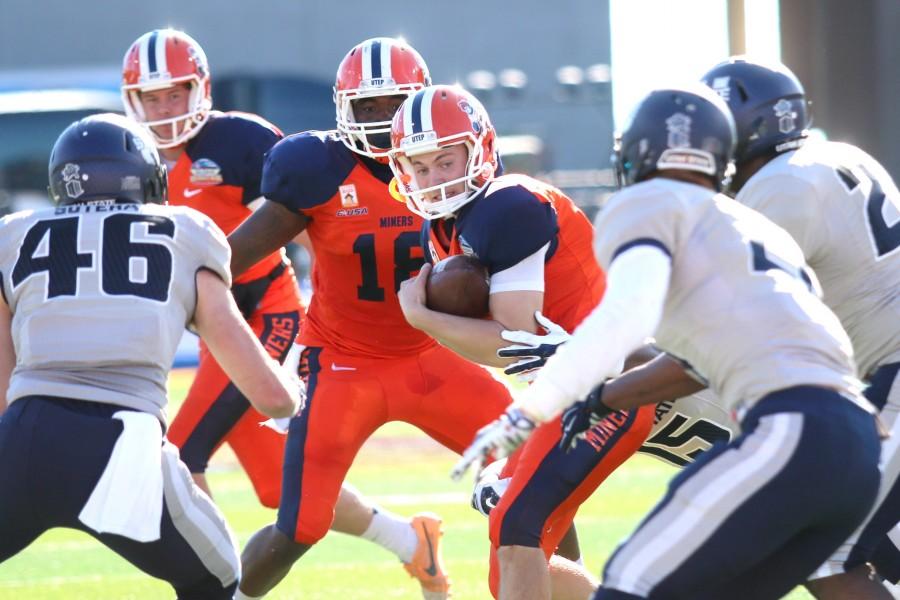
[
  {"left": 498, "top": 311, "right": 571, "bottom": 383},
  {"left": 451, "top": 406, "right": 537, "bottom": 481},
  {"left": 471, "top": 458, "right": 510, "bottom": 517}
]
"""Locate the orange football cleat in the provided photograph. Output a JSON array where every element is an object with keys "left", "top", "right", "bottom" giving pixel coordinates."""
[{"left": 403, "top": 512, "right": 451, "bottom": 599}]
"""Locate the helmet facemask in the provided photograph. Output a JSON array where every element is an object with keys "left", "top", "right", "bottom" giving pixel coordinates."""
[{"left": 335, "top": 84, "right": 425, "bottom": 159}]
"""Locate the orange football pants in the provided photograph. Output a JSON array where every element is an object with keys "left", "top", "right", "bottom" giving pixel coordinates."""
[
  {"left": 167, "top": 269, "right": 303, "bottom": 508},
  {"left": 276, "top": 343, "right": 513, "bottom": 544},
  {"left": 487, "top": 404, "right": 655, "bottom": 597}
]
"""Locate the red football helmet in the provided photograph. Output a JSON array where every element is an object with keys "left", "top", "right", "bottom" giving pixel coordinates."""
[
  {"left": 121, "top": 29, "right": 212, "bottom": 148},
  {"left": 334, "top": 37, "right": 431, "bottom": 159},
  {"left": 389, "top": 85, "right": 497, "bottom": 220}
]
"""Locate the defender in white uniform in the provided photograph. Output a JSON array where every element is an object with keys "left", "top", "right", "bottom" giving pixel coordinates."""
[
  {"left": 0, "top": 114, "right": 301, "bottom": 599},
  {"left": 457, "top": 86, "right": 882, "bottom": 599},
  {"left": 703, "top": 57, "right": 900, "bottom": 598}
]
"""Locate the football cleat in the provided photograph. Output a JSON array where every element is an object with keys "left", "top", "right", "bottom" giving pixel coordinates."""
[{"left": 403, "top": 512, "right": 451, "bottom": 599}]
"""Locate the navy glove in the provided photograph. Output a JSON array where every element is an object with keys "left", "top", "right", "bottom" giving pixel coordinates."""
[{"left": 559, "top": 382, "right": 613, "bottom": 453}]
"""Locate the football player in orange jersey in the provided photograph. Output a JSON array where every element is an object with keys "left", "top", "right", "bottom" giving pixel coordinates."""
[
  {"left": 389, "top": 85, "right": 655, "bottom": 600},
  {"left": 121, "top": 31, "right": 430, "bottom": 588},
  {"left": 226, "top": 38, "right": 522, "bottom": 600}
]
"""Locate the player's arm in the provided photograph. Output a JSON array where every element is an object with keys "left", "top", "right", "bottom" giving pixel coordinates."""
[
  {"left": 601, "top": 353, "right": 706, "bottom": 411},
  {"left": 0, "top": 286, "right": 12, "bottom": 414},
  {"left": 399, "top": 250, "right": 546, "bottom": 368},
  {"left": 227, "top": 199, "right": 309, "bottom": 278},
  {"left": 192, "top": 268, "right": 302, "bottom": 418},
  {"left": 518, "top": 243, "right": 672, "bottom": 421}
]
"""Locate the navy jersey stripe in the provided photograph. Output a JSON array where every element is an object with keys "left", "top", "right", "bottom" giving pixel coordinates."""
[
  {"left": 277, "top": 346, "right": 322, "bottom": 538},
  {"left": 612, "top": 237, "right": 672, "bottom": 261},
  {"left": 410, "top": 91, "right": 424, "bottom": 134},
  {"left": 370, "top": 40, "right": 382, "bottom": 79},
  {"left": 147, "top": 30, "right": 159, "bottom": 74}
]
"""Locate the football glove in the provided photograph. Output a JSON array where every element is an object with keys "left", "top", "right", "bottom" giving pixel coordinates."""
[
  {"left": 451, "top": 406, "right": 537, "bottom": 481},
  {"left": 470, "top": 459, "right": 510, "bottom": 517},
  {"left": 559, "top": 382, "right": 613, "bottom": 453},
  {"left": 498, "top": 311, "right": 571, "bottom": 383}
]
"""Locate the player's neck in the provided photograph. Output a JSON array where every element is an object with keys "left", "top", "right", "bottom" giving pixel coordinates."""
[{"left": 158, "top": 145, "right": 186, "bottom": 163}]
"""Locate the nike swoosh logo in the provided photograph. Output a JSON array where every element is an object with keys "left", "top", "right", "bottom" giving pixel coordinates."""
[
  {"left": 331, "top": 363, "right": 357, "bottom": 371},
  {"left": 422, "top": 526, "right": 438, "bottom": 577},
  {"left": 183, "top": 188, "right": 203, "bottom": 198}
]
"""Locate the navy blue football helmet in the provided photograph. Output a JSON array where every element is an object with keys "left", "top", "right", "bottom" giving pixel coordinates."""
[
  {"left": 614, "top": 84, "right": 736, "bottom": 190},
  {"left": 701, "top": 57, "right": 809, "bottom": 165},
  {"left": 48, "top": 113, "right": 167, "bottom": 206}
]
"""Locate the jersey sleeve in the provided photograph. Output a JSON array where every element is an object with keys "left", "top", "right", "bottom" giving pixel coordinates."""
[
  {"left": 736, "top": 173, "right": 826, "bottom": 263},
  {"left": 593, "top": 185, "right": 679, "bottom": 271},
  {"left": 176, "top": 208, "right": 232, "bottom": 288},
  {"left": 465, "top": 185, "right": 558, "bottom": 275},
  {"left": 261, "top": 132, "right": 348, "bottom": 214},
  {"left": 235, "top": 116, "right": 283, "bottom": 204}
]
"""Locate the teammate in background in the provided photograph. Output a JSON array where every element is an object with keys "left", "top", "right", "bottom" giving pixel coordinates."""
[
  {"left": 121, "top": 29, "right": 303, "bottom": 507},
  {"left": 0, "top": 114, "right": 302, "bottom": 599},
  {"left": 458, "top": 85, "right": 882, "bottom": 599},
  {"left": 122, "top": 29, "right": 434, "bottom": 584},
  {"left": 226, "top": 38, "right": 519, "bottom": 600},
  {"left": 701, "top": 57, "right": 900, "bottom": 599},
  {"left": 389, "top": 84, "right": 654, "bottom": 600}
]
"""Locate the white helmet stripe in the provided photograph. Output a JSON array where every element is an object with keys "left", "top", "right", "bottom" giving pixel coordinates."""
[
  {"left": 361, "top": 41, "right": 373, "bottom": 81},
  {"left": 380, "top": 39, "right": 392, "bottom": 81},
  {"left": 138, "top": 33, "right": 151, "bottom": 79},
  {"left": 403, "top": 91, "right": 416, "bottom": 135},
  {"left": 420, "top": 86, "right": 437, "bottom": 132},
  {"left": 154, "top": 30, "right": 168, "bottom": 75}
]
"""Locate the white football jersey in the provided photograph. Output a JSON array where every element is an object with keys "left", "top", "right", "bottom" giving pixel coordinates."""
[
  {"left": 0, "top": 202, "right": 231, "bottom": 423},
  {"left": 593, "top": 178, "right": 863, "bottom": 417},
  {"left": 735, "top": 141, "right": 900, "bottom": 378}
]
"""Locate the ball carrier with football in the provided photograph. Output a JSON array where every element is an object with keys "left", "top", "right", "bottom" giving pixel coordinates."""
[{"left": 393, "top": 85, "right": 651, "bottom": 600}]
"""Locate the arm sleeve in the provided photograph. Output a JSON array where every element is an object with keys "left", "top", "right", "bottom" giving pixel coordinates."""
[
  {"left": 489, "top": 242, "right": 549, "bottom": 293},
  {"left": 518, "top": 243, "right": 672, "bottom": 421}
]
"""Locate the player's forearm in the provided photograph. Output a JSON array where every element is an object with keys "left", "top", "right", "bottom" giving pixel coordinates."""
[
  {"left": 602, "top": 353, "right": 706, "bottom": 411},
  {"left": 228, "top": 200, "right": 307, "bottom": 278},
  {"left": 517, "top": 246, "right": 671, "bottom": 421},
  {"left": 194, "top": 271, "right": 301, "bottom": 418},
  {"left": 406, "top": 307, "right": 509, "bottom": 367}
]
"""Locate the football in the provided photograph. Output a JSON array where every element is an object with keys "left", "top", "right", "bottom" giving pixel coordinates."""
[{"left": 425, "top": 255, "right": 490, "bottom": 318}]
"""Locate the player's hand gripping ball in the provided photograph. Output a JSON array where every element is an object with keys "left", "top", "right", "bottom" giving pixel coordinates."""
[{"left": 425, "top": 255, "right": 490, "bottom": 318}]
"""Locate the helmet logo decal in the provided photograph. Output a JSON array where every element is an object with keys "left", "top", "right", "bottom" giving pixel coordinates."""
[
  {"left": 458, "top": 100, "right": 482, "bottom": 134},
  {"left": 710, "top": 76, "right": 730, "bottom": 101},
  {"left": 62, "top": 163, "right": 85, "bottom": 199},
  {"left": 773, "top": 99, "right": 797, "bottom": 134},
  {"left": 665, "top": 113, "right": 692, "bottom": 148}
]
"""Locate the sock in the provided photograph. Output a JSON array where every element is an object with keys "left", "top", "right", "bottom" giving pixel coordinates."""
[
  {"left": 233, "top": 588, "right": 264, "bottom": 600},
  {"left": 360, "top": 508, "right": 419, "bottom": 563}
]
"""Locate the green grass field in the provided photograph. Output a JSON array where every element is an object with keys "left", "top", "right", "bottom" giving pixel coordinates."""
[{"left": 0, "top": 369, "right": 815, "bottom": 599}]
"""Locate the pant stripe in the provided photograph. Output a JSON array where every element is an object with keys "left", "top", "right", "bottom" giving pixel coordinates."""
[
  {"left": 608, "top": 413, "right": 802, "bottom": 595},
  {"left": 162, "top": 441, "right": 240, "bottom": 587}
]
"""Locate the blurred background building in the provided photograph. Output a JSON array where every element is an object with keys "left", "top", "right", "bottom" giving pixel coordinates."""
[{"left": 1, "top": 0, "right": 897, "bottom": 220}]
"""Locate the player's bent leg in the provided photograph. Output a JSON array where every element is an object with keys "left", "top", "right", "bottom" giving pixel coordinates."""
[
  {"left": 598, "top": 392, "right": 880, "bottom": 599},
  {"left": 239, "top": 524, "right": 311, "bottom": 597},
  {"left": 96, "top": 443, "right": 241, "bottom": 599},
  {"left": 0, "top": 399, "right": 48, "bottom": 562},
  {"left": 807, "top": 361, "right": 900, "bottom": 598},
  {"left": 489, "top": 406, "right": 654, "bottom": 599},
  {"left": 549, "top": 555, "right": 599, "bottom": 600}
]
